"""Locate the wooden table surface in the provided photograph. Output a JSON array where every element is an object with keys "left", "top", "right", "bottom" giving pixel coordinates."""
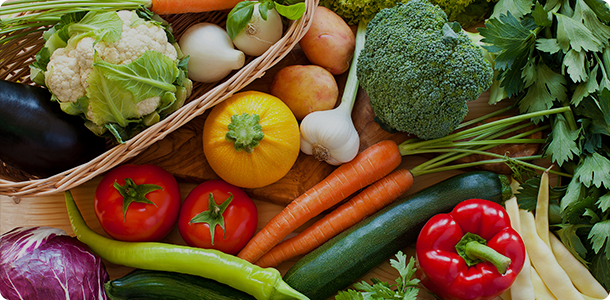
[
  {"left": 0, "top": 43, "right": 514, "bottom": 300},
  {"left": 0, "top": 161, "right": 472, "bottom": 299},
  {"left": 0, "top": 96, "right": 509, "bottom": 300}
]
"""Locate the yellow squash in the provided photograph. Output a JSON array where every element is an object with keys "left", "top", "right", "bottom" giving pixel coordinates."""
[{"left": 202, "top": 91, "right": 300, "bottom": 188}]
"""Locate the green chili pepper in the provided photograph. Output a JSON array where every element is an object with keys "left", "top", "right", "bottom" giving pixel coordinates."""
[{"left": 64, "top": 190, "right": 309, "bottom": 300}]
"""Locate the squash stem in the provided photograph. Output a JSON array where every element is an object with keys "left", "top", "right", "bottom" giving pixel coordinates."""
[{"left": 225, "top": 113, "right": 265, "bottom": 153}]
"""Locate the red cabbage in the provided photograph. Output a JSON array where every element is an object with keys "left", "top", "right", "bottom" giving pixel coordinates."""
[{"left": 0, "top": 226, "right": 109, "bottom": 300}]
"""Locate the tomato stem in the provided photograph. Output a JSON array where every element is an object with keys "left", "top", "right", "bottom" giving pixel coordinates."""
[
  {"left": 113, "top": 178, "right": 161, "bottom": 221},
  {"left": 189, "top": 193, "right": 233, "bottom": 245}
]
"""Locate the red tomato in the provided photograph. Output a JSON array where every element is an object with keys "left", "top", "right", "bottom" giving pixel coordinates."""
[
  {"left": 178, "top": 180, "right": 258, "bottom": 255},
  {"left": 94, "top": 164, "right": 181, "bottom": 242}
]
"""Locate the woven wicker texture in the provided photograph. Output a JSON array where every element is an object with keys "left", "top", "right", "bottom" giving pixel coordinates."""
[{"left": 0, "top": 0, "right": 317, "bottom": 198}]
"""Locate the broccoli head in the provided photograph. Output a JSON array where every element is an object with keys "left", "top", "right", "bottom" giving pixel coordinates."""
[{"left": 356, "top": 0, "right": 493, "bottom": 140}]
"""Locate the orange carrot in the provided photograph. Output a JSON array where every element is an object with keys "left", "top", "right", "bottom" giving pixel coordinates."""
[
  {"left": 150, "top": 0, "right": 243, "bottom": 15},
  {"left": 255, "top": 168, "right": 414, "bottom": 267},
  {"left": 236, "top": 140, "right": 402, "bottom": 263}
]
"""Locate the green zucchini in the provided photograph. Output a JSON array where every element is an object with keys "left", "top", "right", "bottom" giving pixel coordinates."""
[
  {"left": 283, "top": 170, "right": 512, "bottom": 300},
  {"left": 104, "top": 269, "right": 256, "bottom": 300}
]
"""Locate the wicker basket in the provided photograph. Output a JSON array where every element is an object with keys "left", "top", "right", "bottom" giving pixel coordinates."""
[{"left": 0, "top": 0, "right": 317, "bottom": 199}]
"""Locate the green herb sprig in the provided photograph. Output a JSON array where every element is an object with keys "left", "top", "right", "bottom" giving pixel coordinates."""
[{"left": 335, "top": 251, "right": 420, "bottom": 300}]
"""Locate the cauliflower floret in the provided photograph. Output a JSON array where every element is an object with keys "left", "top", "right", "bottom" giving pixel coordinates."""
[
  {"left": 96, "top": 10, "right": 177, "bottom": 65},
  {"left": 45, "top": 37, "right": 95, "bottom": 103},
  {"left": 45, "top": 9, "right": 177, "bottom": 116},
  {"left": 136, "top": 97, "right": 161, "bottom": 116}
]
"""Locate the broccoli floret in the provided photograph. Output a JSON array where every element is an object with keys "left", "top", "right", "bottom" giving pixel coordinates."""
[{"left": 356, "top": 0, "right": 493, "bottom": 140}]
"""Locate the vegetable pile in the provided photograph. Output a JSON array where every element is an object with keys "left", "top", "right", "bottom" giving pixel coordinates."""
[
  {"left": 503, "top": 171, "right": 609, "bottom": 300},
  {"left": 477, "top": 0, "right": 610, "bottom": 290},
  {"left": 3, "top": 0, "right": 610, "bottom": 299}
]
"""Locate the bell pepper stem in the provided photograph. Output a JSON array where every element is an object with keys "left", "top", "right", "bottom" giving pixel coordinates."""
[
  {"left": 464, "top": 241, "right": 511, "bottom": 274},
  {"left": 456, "top": 232, "right": 511, "bottom": 274}
]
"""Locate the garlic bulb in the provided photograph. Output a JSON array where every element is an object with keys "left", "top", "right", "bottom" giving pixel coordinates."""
[
  {"left": 299, "top": 105, "right": 360, "bottom": 165},
  {"left": 299, "top": 22, "right": 367, "bottom": 166}
]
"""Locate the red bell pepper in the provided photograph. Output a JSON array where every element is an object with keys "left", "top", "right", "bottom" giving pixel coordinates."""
[{"left": 416, "top": 199, "right": 526, "bottom": 300}]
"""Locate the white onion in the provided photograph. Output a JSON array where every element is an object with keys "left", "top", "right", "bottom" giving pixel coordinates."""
[
  {"left": 179, "top": 23, "right": 245, "bottom": 83},
  {"left": 232, "top": 4, "right": 283, "bottom": 56}
]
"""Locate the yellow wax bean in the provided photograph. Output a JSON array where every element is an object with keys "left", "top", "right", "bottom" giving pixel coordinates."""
[{"left": 518, "top": 210, "right": 584, "bottom": 300}]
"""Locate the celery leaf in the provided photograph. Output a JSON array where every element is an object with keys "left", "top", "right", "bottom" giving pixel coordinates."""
[
  {"left": 574, "top": 153, "right": 610, "bottom": 189},
  {"left": 554, "top": 12, "right": 600, "bottom": 52},
  {"left": 588, "top": 219, "right": 610, "bottom": 259},
  {"left": 518, "top": 63, "right": 567, "bottom": 121},
  {"left": 490, "top": 0, "right": 533, "bottom": 20},
  {"left": 597, "top": 192, "right": 610, "bottom": 213},
  {"left": 479, "top": 12, "right": 538, "bottom": 96},
  {"left": 563, "top": 49, "right": 589, "bottom": 83},
  {"left": 334, "top": 251, "right": 419, "bottom": 300},
  {"left": 544, "top": 114, "right": 580, "bottom": 167}
]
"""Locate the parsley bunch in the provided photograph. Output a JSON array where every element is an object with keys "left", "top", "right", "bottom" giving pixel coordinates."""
[
  {"left": 335, "top": 251, "right": 420, "bottom": 300},
  {"left": 478, "top": 0, "right": 610, "bottom": 290}
]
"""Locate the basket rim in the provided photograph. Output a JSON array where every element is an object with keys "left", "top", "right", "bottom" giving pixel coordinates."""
[{"left": 0, "top": 0, "right": 319, "bottom": 198}]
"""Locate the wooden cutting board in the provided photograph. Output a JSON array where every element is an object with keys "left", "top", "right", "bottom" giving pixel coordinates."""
[{"left": 127, "top": 48, "right": 413, "bottom": 206}]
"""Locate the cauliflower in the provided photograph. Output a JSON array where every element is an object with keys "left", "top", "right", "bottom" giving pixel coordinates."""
[
  {"left": 97, "top": 10, "right": 177, "bottom": 65},
  {"left": 45, "top": 44, "right": 91, "bottom": 103},
  {"left": 32, "top": 9, "right": 192, "bottom": 143}
]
